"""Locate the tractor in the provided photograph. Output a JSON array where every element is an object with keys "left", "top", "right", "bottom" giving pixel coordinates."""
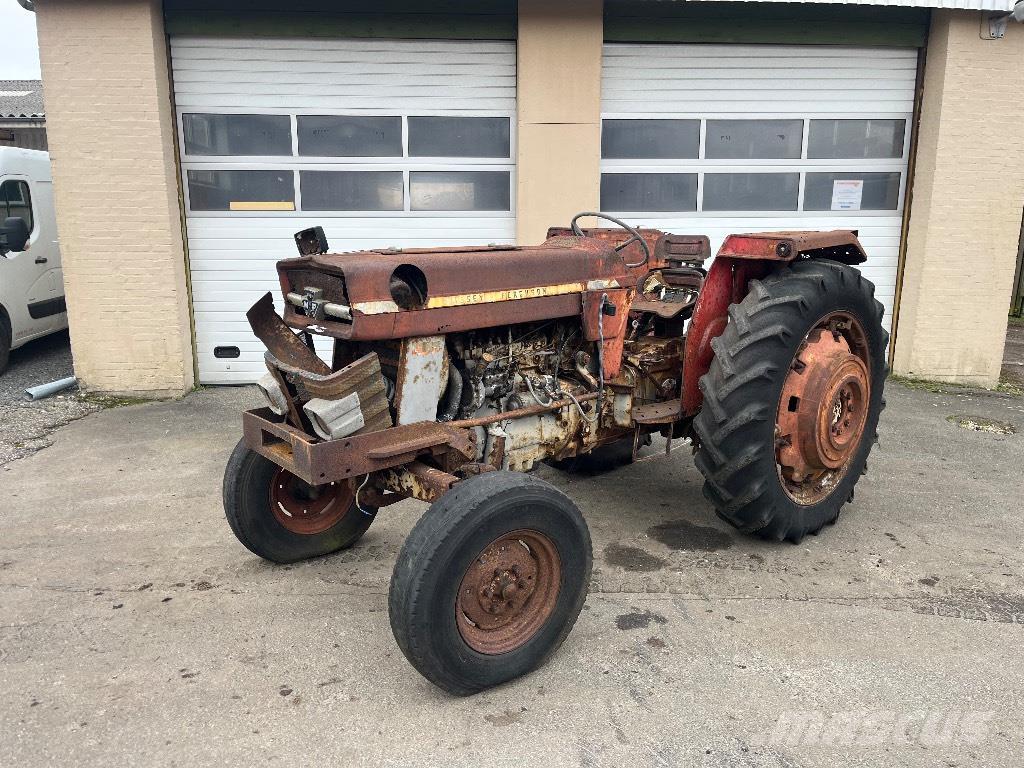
[{"left": 223, "top": 212, "right": 887, "bottom": 694}]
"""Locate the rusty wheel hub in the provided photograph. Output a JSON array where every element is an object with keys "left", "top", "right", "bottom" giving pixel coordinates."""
[
  {"left": 776, "top": 317, "right": 871, "bottom": 505},
  {"left": 270, "top": 468, "right": 352, "bottom": 535},
  {"left": 457, "top": 529, "right": 561, "bottom": 655}
]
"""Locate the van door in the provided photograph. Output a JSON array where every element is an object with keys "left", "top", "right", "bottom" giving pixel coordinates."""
[{"left": 1, "top": 177, "right": 63, "bottom": 338}]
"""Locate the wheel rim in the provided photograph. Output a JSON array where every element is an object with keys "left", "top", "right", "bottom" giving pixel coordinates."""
[
  {"left": 269, "top": 468, "right": 352, "bottom": 535},
  {"left": 775, "top": 312, "right": 871, "bottom": 505},
  {"left": 456, "top": 529, "right": 562, "bottom": 655}
]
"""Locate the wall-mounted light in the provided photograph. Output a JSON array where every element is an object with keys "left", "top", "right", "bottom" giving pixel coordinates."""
[{"left": 983, "top": 1, "right": 1024, "bottom": 40}]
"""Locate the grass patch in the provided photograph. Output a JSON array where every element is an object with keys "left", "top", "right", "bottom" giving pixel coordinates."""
[
  {"left": 997, "top": 376, "right": 1024, "bottom": 397},
  {"left": 888, "top": 374, "right": 971, "bottom": 394},
  {"left": 889, "top": 373, "right": 1023, "bottom": 398},
  {"left": 77, "top": 393, "right": 154, "bottom": 409},
  {"left": 1007, "top": 315, "right": 1024, "bottom": 328}
]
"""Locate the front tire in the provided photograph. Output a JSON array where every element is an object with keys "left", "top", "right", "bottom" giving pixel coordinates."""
[
  {"left": 388, "top": 471, "right": 592, "bottom": 695},
  {"left": 693, "top": 259, "right": 887, "bottom": 543},
  {"left": 222, "top": 438, "right": 376, "bottom": 563}
]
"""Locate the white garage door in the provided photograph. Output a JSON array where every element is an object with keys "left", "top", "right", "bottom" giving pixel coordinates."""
[
  {"left": 171, "top": 37, "right": 517, "bottom": 383},
  {"left": 601, "top": 44, "right": 918, "bottom": 333}
]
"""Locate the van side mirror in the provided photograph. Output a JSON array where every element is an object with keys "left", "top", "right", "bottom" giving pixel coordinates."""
[{"left": 0, "top": 216, "right": 30, "bottom": 255}]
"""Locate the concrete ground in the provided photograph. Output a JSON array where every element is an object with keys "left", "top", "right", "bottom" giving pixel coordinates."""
[
  {"left": 2, "top": 380, "right": 1023, "bottom": 768},
  {"left": 0, "top": 330, "right": 99, "bottom": 466},
  {"left": 1003, "top": 318, "right": 1024, "bottom": 390}
]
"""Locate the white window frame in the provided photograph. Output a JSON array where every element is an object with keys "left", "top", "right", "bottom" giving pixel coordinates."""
[
  {"left": 177, "top": 107, "right": 516, "bottom": 219},
  {"left": 599, "top": 112, "right": 911, "bottom": 218}
]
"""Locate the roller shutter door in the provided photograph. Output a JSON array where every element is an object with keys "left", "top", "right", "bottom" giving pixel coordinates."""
[
  {"left": 171, "top": 37, "right": 516, "bottom": 383},
  {"left": 601, "top": 44, "right": 919, "bottom": 333}
]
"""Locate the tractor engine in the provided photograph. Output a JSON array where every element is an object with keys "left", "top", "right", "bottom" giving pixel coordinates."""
[{"left": 246, "top": 221, "right": 706, "bottom": 482}]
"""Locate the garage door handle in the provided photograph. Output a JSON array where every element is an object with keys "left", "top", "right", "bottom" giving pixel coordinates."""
[{"left": 35, "top": 256, "right": 47, "bottom": 264}]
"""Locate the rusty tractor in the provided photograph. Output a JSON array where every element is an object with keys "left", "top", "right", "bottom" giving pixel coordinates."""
[{"left": 223, "top": 212, "right": 887, "bottom": 694}]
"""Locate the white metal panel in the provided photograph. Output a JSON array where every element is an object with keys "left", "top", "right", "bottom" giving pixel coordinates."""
[
  {"left": 602, "top": 44, "right": 918, "bottom": 335},
  {"left": 172, "top": 38, "right": 517, "bottom": 383},
  {"left": 603, "top": 45, "right": 919, "bottom": 115},
  {"left": 170, "top": 38, "right": 516, "bottom": 113}
]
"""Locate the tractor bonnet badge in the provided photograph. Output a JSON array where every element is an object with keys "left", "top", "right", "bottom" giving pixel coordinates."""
[{"left": 301, "top": 287, "right": 326, "bottom": 320}]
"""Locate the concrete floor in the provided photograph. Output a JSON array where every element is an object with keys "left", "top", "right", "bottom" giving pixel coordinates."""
[
  {"left": 2, "top": 381, "right": 1023, "bottom": 767},
  {"left": 1003, "top": 319, "right": 1024, "bottom": 390}
]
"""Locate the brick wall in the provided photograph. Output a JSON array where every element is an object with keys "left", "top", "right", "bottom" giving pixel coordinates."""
[
  {"left": 35, "top": 0, "right": 194, "bottom": 397},
  {"left": 893, "top": 11, "right": 1024, "bottom": 387}
]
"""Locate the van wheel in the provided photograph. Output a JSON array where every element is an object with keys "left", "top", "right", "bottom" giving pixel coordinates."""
[
  {"left": 0, "top": 313, "right": 11, "bottom": 375},
  {"left": 389, "top": 471, "right": 591, "bottom": 695}
]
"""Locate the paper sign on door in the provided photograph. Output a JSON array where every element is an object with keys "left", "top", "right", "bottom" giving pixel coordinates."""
[{"left": 831, "top": 179, "right": 864, "bottom": 211}]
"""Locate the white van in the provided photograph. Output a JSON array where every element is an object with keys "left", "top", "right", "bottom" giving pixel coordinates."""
[{"left": 0, "top": 146, "right": 66, "bottom": 374}]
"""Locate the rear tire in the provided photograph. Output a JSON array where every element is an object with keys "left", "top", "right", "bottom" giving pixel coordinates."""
[
  {"left": 388, "top": 471, "right": 591, "bottom": 695},
  {"left": 693, "top": 259, "right": 887, "bottom": 543},
  {"left": 222, "top": 438, "right": 376, "bottom": 563}
]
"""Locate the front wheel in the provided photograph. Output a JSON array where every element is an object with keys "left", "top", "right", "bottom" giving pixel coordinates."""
[
  {"left": 222, "top": 438, "right": 376, "bottom": 563},
  {"left": 693, "top": 259, "right": 887, "bottom": 543},
  {"left": 388, "top": 471, "right": 591, "bottom": 695}
]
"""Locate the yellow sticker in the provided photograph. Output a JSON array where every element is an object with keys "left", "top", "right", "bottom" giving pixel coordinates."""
[
  {"left": 425, "top": 282, "right": 585, "bottom": 309},
  {"left": 229, "top": 201, "right": 296, "bottom": 211}
]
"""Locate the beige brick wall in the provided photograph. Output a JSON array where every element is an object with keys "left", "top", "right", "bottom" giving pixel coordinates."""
[
  {"left": 515, "top": 0, "right": 603, "bottom": 244},
  {"left": 893, "top": 11, "right": 1024, "bottom": 387},
  {"left": 35, "top": 0, "right": 194, "bottom": 397}
]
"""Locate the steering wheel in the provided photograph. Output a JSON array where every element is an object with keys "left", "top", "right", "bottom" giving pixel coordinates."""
[{"left": 570, "top": 211, "right": 651, "bottom": 269}]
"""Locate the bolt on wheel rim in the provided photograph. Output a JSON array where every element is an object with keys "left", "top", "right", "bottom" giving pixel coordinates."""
[
  {"left": 456, "top": 529, "right": 562, "bottom": 655},
  {"left": 270, "top": 468, "right": 352, "bottom": 535},
  {"left": 775, "top": 313, "right": 871, "bottom": 506}
]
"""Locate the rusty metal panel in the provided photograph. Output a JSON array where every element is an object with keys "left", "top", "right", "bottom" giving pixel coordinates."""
[
  {"left": 242, "top": 408, "right": 475, "bottom": 485},
  {"left": 394, "top": 336, "right": 447, "bottom": 425},
  {"left": 716, "top": 230, "right": 866, "bottom": 263},
  {"left": 247, "top": 292, "right": 331, "bottom": 375},
  {"left": 681, "top": 258, "right": 771, "bottom": 415}
]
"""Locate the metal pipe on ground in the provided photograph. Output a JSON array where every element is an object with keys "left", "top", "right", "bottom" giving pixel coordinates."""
[{"left": 24, "top": 376, "right": 77, "bottom": 401}]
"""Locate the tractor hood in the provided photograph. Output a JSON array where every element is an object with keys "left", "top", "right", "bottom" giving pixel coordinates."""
[{"left": 275, "top": 237, "right": 638, "bottom": 341}]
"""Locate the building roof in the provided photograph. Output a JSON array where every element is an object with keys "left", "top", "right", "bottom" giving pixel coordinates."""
[{"left": 0, "top": 80, "right": 44, "bottom": 120}]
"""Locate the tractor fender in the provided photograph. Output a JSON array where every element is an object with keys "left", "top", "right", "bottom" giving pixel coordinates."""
[{"left": 680, "top": 230, "right": 867, "bottom": 416}]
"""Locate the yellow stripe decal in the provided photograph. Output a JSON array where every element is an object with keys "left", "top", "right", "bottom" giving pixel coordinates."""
[
  {"left": 229, "top": 201, "right": 296, "bottom": 211},
  {"left": 425, "top": 282, "right": 585, "bottom": 309}
]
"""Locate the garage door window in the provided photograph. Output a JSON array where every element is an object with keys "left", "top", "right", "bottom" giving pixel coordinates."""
[
  {"left": 600, "top": 173, "right": 697, "bottom": 212},
  {"left": 705, "top": 120, "right": 803, "bottom": 160},
  {"left": 408, "top": 117, "right": 510, "bottom": 158},
  {"left": 703, "top": 173, "right": 799, "bottom": 211},
  {"left": 186, "top": 170, "right": 295, "bottom": 211},
  {"left": 807, "top": 119, "right": 906, "bottom": 159},
  {"left": 601, "top": 119, "right": 699, "bottom": 160},
  {"left": 297, "top": 116, "right": 402, "bottom": 157},
  {"left": 182, "top": 114, "right": 292, "bottom": 156},
  {"left": 804, "top": 171, "right": 902, "bottom": 211},
  {"left": 410, "top": 171, "right": 510, "bottom": 211},
  {"left": 180, "top": 113, "right": 514, "bottom": 214},
  {"left": 300, "top": 171, "right": 404, "bottom": 211},
  {"left": 600, "top": 116, "right": 907, "bottom": 214}
]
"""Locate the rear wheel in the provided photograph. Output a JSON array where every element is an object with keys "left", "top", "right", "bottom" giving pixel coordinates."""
[
  {"left": 222, "top": 438, "right": 376, "bottom": 563},
  {"left": 693, "top": 259, "right": 887, "bottom": 543},
  {"left": 389, "top": 471, "right": 591, "bottom": 695}
]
